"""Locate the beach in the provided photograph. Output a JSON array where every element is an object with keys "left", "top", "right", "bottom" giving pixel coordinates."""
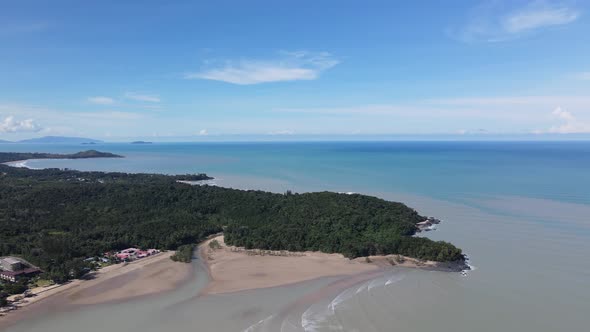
[
  {"left": 0, "top": 251, "right": 192, "bottom": 328},
  {"left": 198, "top": 235, "right": 459, "bottom": 295},
  {"left": 2, "top": 233, "right": 461, "bottom": 329}
]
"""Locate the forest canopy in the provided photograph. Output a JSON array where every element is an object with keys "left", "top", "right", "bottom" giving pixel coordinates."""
[
  {"left": 0, "top": 151, "right": 463, "bottom": 282},
  {"left": 0, "top": 150, "right": 123, "bottom": 163}
]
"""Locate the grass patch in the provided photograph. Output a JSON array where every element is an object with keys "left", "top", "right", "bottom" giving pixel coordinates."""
[{"left": 35, "top": 279, "right": 54, "bottom": 287}]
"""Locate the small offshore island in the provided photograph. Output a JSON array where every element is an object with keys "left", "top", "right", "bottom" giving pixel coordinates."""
[{"left": 0, "top": 150, "right": 466, "bottom": 322}]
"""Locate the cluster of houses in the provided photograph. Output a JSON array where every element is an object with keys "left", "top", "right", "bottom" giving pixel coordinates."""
[
  {"left": 0, "top": 257, "right": 41, "bottom": 283},
  {"left": 84, "top": 248, "right": 162, "bottom": 265},
  {"left": 0, "top": 248, "right": 162, "bottom": 284},
  {"left": 108, "top": 248, "right": 160, "bottom": 262},
  {"left": 0, "top": 249, "right": 164, "bottom": 312}
]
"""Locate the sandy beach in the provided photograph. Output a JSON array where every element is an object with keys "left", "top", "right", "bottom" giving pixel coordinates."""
[
  {"left": 200, "top": 235, "right": 467, "bottom": 295},
  {"left": 2, "top": 160, "right": 30, "bottom": 168},
  {"left": 1, "top": 235, "right": 462, "bottom": 329},
  {"left": 0, "top": 251, "right": 192, "bottom": 328},
  {"left": 200, "top": 235, "right": 380, "bottom": 294}
]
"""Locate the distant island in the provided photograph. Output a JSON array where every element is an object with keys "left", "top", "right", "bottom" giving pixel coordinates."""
[
  {"left": 0, "top": 150, "right": 123, "bottom": 163},
  {"left": 17, "top": 136, "right": 103, "bottom": 144},
  {"left": 131, "top": 141, "right": 153, "bottom": 144}
]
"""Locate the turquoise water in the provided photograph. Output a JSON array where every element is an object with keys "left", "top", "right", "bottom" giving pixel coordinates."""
[
  {"left": 2, "top": 141, "right": 589, "bottom": 331},
  {"left": 4, "top": 141, "right": 589, "bottom": 204}
]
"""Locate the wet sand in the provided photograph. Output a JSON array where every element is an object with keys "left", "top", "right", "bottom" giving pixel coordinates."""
[
  {"left": 1, "top": 235, "right": 461, "bottom": 330},
  {"left": 65, "top": 252, "right": 192, "bottom": 305},
  {"left": 199, "top": 235, "right": 465, "bottom": 295},
  {"left": 0, "top": 252, "right": 192, "bottom": 329},
  {"left": 201, "top": 235, "right": 381, "bottom": 294}
]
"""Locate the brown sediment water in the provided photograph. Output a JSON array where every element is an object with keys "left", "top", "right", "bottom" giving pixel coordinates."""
[
  {"left": 4, "top": 193, "right": 589, "bottom": 332},
  {"left": 3, "top": 143, "right": 590, "bottom": 332}
]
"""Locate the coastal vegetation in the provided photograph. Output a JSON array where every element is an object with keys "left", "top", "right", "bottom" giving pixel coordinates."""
[
  {"left": 209, "top": 239, "right": 222, "bottom": 250},
  {"left": 170, "top": 244, "right": 195, "bottom": 263},
  {"left": 0, "top": 150, "right": 122, "bottom": 163},
  {"left": 221, "top": 192, "right": 462, "bottom": 260},
  {"left": 0, "top": 151, "right": 463, "bottom": 284}
]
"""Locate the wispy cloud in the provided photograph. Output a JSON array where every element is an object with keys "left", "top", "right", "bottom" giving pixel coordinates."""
[
  {"left": 124, "top": 92, "right": 161, "bottom": 103},
  {"left": 0, "top": 103, "right": 151, "bottom": 139},
  {"left": 198, "top": 129, "right": 208, "bottom": 136},
  {"left": 185, "top": 51, "right": 339, "bottom": 85},
  {"left": 74, "top": 111, "right": 144, "bottom": 120},
  {"left": 88, "top": 96, "right": 115, "bottom": 105},
  {"left": 452, "top": 1, "right": 581, "bottom": 42},
  {"left": 503, "top": 5, "right": 579, "bottom": 33},
  {"left": 267, "top": 130, "right": 295, "bottom": 135},
  {"left": 0, "top": 116, "right": 42, "bottom": 133},
  {"left": 276, "top": 95, "right": 590, "bottom": 134},
  {"left": 540, "top": 107, "right": 590, "bottom": 133},
  {"left": 427, "top": 96, "right": 590, "bottom": 107}
]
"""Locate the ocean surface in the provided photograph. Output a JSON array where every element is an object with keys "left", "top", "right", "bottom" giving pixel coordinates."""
[{"left": 1, "top": 141, "right": 589, "bottom": 332}]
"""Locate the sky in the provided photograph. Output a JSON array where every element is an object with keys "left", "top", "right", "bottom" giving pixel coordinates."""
[{"left": 1, "top": 0, "right": 590, "bottom": 141}]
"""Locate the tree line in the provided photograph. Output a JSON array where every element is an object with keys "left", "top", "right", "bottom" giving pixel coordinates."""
[{"left": 0, "top": 152, "right": 463, "bottom": 284}]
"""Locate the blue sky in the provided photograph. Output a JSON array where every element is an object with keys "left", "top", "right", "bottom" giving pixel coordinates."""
[{"left": 1, "top": 0, "right": 590, "bottom": 141}]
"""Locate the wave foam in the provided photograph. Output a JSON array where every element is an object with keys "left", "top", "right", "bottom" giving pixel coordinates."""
[
  {"left": 177, "top": 179, "right": 218, "bottom": 186},
  {"left": 385, "top": 274, "right": 404, "bottom": 286},
  {"left": 243, "top": 314, "right": 275, "bottom": 332},
  {"left": 301, "top": 303, "right": 344, "bottom": 332}
]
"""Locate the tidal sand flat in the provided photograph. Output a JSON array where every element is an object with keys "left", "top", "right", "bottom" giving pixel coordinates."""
[
  {"left": 201, "top": 236, "right": 379, "bottom": 294},
  {"left": 0, "top": 252, "right": 192, "bottom": 329},
  {"left": 201, "top": 235, "right": 465, "bottom": 295}
]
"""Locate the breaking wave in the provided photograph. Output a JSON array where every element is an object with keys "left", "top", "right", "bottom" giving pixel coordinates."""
[{"left": 298, "top": 272, "right": 405, "bottom": 331}]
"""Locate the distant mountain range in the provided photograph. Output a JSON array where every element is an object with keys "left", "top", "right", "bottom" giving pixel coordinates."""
[
  {"left": 0, "top": 136, "right": 159, "bottom": 144},
  {"left": 13, "top": 136, "right": 104, "bottom": 144}
]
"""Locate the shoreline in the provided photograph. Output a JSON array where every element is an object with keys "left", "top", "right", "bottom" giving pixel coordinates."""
[
  {"left": 2, "top": 160, "right": 33, "bottom": 168},
  {"left": 0, "top": 252, "right": 193, "bottom": 329},
  {"left": 1, "top": 156, "right": 468, "bottom": 328},
  {"left": 1, "top": 235, "right": 466, "bottom": 329},
  {"left": 198, "top": 235, "right": 465, "bottom": 295},
  {"left": 199, "top": 235, "right": 378, "bottom": 295}
]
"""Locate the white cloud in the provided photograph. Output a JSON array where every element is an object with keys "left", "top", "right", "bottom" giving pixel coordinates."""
[
  {"left": 453, "top": 2, "right": 580, "bottom": 42},
  {"left": 0, "top": 116, "right": 42, "bottom": 133},
  {"left": 185, "top": 51, "right": 339, "bottom": 85},
  {"left": 545, "top": 107, "right": 590, "bottom": 133},
  {"left": 267, "top": 130, "right": 295, "bottom": 135},
  {"left": 88, "top": 96, "right": 115, "bottom": 105},
  {"left": 427, "top": 96, "right": 590, "bottom": 107},
  {"left": 277, "top": 95, "right": 590, "bottom": 134},
  {"left": 502, "top": 6, "right": 579, "bottom": 33},
  {"left": 74, "top": 111, "right": 144, "bottom": 120},
  {"left": 124, "top": 92, "right": 161, "bottom": 103},
  {"left": 198, "top": 129, "right": 208, "bottom": 136},
  {"left": 0, "top": 103, "right": 158, "bottom": 139},
  {"left": 552, "top": 106, "right": 574, "bottom": 120}
]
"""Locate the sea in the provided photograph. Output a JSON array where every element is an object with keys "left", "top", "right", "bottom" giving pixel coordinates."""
[{"left": 1, "top": 141, "right": 589, "bottom": 332}]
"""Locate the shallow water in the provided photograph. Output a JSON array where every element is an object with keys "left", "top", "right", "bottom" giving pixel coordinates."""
[{"left": 2, "top": 141, "right": 589, "bottom": 331}]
